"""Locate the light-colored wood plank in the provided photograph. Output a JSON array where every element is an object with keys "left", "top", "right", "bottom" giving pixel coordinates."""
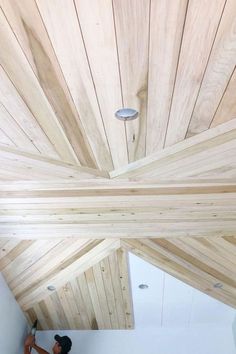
[
  {"left": 70, "top": 277, "right": 91, "bottom": 329},
  {"left": 147, "top": 0, "right": 188, "bottom": 153},
  {"left": 117, "top": 248, "right": 134, "bottom": 329},
  {"left": 110, "top": 119, "right": 236, "bottom": 179},
  {"left": 36, "top": 0, "right": 112, "bottom": 171},
  {"left": 92, "top": 262, "right": 112, "bottom": 329},
  {"left": 0, "top": 7, "right": 78, "bottom": 164},
  {"left": 0, "top": 103, "right": 39, "bottom": 154},
  {"left": 18, "top": 239, "right": 121, "bottom": 310},
  {"left": 1, "top": 0, "right": 97, "bottom": 167},
  {"left": 211, "top": 67, "right": 236, "bottom": 128},
  {"left": 100, "top": 257, "right": 119, "bottom": 329},
  {"left": 75, "top": 0, "right": 128, "bottom": 169},
  {"left": 113, "top": 0, "right": 149, "bottom": 162},
  {"left": 165, "top": 0, "right": 225, "bottom": 147},
  {"left": 77, "top": 273, "right": 96, "bottom": 328},
  {"left": 85, "top": 267, "right": 105, "bottom": 329},
  {"left": 0, "top": 67, "right": 58, "bottom": 158},
  {"left": 188, "top": 0, "right": 236, "bottom": 136},
  {"left": 0, "top": 146, "right": 108, "bottom": 181}
]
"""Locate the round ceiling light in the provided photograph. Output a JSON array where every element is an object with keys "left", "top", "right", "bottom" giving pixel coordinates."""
[
  {"left": 115, "top": 108, "right": 139, "bottom": 121},
  {"left": 138, "top": 284, "right": 149, "bottom": 289},
  {"left": 47, "top": 285, "right": 56, "bottom": 291}
]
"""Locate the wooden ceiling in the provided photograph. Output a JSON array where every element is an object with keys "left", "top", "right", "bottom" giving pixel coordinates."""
[{"left": 0, "top": 0, "right": 236, "bottom": 330}]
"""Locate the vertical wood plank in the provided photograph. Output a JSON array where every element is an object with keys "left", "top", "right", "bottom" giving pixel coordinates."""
[
  {"left": 75, "top": 0, "right": 128, "bottom": 169},
  {"left": 147, "top": 0, "right": 188, "bottom": 154},
  {"left": 165, "top": 0, "right": 226, "bottom": 147},
  {"left": 113, "top": 0, "right": 150, "bottom": 162}
]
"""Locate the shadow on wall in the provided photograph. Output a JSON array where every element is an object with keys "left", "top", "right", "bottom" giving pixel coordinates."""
[
  {"left": 0, "top": 273, "right": 29, "bottom": 354},
  {"left": 232, "top": 316, "right": 236, "bottom": 349}
]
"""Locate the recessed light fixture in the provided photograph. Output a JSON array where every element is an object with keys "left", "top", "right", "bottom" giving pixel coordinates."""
[
  {"left": 47, "top": 285, "right": 56, "bottom": 291},
  {"left": 115, "top": 108, "right": 139, "bottom": 121},
  {"left": 138, "top": 284, "right": 149, "bottom": 289},
  {"left": 213, "top": 283, "right": 223, "bottom": 289}
]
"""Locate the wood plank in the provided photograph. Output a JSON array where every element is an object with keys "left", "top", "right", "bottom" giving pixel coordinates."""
[
  {"left": 18, "top": 239, "right": 121, "bottom": 310},
  {"left": 92, "top": 262, "right": 112, "bottom": 328},
  {"left": 1, "top": 0, "right": 97, "bottom": 167},
  {"left": 211, "top": 67, "right": 236, "bottom": 128},
  {"left": 85, "top": 267, "right": 105, "bottom": 329},
  {"left": 113, "top": 0, "right": 149, "bottom": 162},
  {"left": 0, "top": 103, "right": 39, "bottom": 154},
  {"left": 70, "top": 277, "right": 91, "bottom": 329},
  {"left": 0, "top": 240, "right": 34, "bottom": 270},
  {"left": 117, "top": 248, "right": 134, "bottom": 329},
  {"left": 188, "top": 0, "right": 236, "bottom": 136},
  {"left": 108, "top": 252, "right": 126, "bottom": 328},
  {"left": 36, "top": 0, "right": 112, "bottom": 170},
  {"left": 0, "top": 146, "right": 108, "bottom": 181},
  {"left": 75, "top": 0, "right": 128, "bottom": 168},
  {"left": 77, "top": 273, "right": 96, "bottom": 328},
  {"left": 100, "top": 257, "right": 119, "bottom": 329},
  {"left": 165, "top": 0, "right": 225, "bottom": 147},
  {"left": 110, "top": 119, "right": 236, "bottom": 179},
  {"left": 10, "top": 239, "right": 89, "bottom": 294},
  {"left": 0, "top": 7, "right": 78, "bottom": 164},
  {"left": 147, "top": 0, "right": 188, "bottom": 153},
  {"left": 0, "top": 67, "right": 58, "bottom": 158}
]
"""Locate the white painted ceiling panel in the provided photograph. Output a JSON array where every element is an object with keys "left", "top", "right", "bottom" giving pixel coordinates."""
[{"left": 129, "top": 253, "right": 236, "bottom": 328}]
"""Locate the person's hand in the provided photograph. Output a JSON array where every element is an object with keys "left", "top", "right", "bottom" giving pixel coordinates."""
[{"left": 24, "top": 335, "right": 35, "bottom": 347}]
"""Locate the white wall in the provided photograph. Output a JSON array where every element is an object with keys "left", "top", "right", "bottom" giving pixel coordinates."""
[
  {"left": 233, "top": 316, "right": 236, "bottom": 348},
  {"left": 0, "top": 273, "right": 28, "bottom": 354},
  {"left": 36, "top": 326, "right": 236, "bottom": 354}
]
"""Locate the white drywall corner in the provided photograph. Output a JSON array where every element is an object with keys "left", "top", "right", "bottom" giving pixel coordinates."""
[{"left": 0, "top": 272, "right": 28, "bottom": 354}]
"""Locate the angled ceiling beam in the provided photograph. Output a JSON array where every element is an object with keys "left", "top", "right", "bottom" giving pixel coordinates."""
[
  {"left": 110, "top": 119, "right": 236, "bottom": 179},
  {"left": 0, "top": 146, "right": 108, "bottom": 180},
  {"left": 122, "top": 239, "right": 236, "bottom": 308},
  {"left": 16, "top": 238, "right": 121, "bottom": 310},
  {"left": 0, "top": 179, "right": 235, "bottom": 239}
]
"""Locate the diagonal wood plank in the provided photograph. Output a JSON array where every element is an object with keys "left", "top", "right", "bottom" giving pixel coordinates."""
[
  {"left": 1, "top": 0, "right": 97, "bottom": 167},
  {"left": 110, "top": 119, "right": 236, "bottom": 179},
  {"left": 0, "top": 7, "right": 80, "bottom": 164},
  {"left": 165, "top": 0, "right": 226, "bottom": 147},
  {"left": 0, "top": 67, "right": 59, "bottom": 158},
  {"left": 188, "top": 0, "right": 236, "bottom": 136},
  {"left": 0, "top": 146, "right": 108, "bottom": 181},
  {"left": 36, "top": 0, "right": 112, "bottom": 170},
  {"left": 17, "top": 239, "right": 121, "bottom": 310}
]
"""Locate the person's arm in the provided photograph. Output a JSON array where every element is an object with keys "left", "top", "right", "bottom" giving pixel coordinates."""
[{"left": 24, "top": 335, "right": 49, "bottom": 354}]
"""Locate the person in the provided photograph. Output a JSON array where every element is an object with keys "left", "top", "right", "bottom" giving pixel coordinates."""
[{"left": 24, "top": 334, "right": 72, "bottom": 354}]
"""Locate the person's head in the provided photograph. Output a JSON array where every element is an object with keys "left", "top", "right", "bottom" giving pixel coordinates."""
[{"left": 53, "top": 335, "right": 72, "bottom": 354}]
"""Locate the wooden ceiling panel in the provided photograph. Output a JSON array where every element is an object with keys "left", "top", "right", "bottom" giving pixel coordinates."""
[
  {"left": 164, "top": 0, "right": 226, "bottom": 147},
  {"left": 0, "top": 0, "right": 236, "bottom": 330},
  {"left": 75, "top": 0, "right": 128, "bottom": 169},
  {"left": 0, "top": 239, "right": 133, "bottom": 330},
  {"left": 36, "top": 0, "right": 113, "bottom": 171},
  {"left": 187, "top": 0, "right": 236, "bottom": 136},
  {"left": 113, "top": 0, "right": 149, "bottom": 162},
  {"left": 1, "top": 0, "right": 97, "bottom": 168},
  {"left": 147, "top": 0, "right": 188, "bottom": 154}
]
